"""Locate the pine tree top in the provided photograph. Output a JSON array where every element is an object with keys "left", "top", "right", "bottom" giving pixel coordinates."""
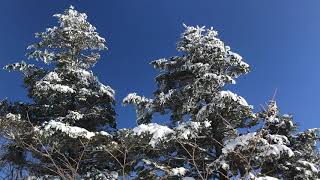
[{"left": 27, "top": 6, "right": 107, "bottom": 68}]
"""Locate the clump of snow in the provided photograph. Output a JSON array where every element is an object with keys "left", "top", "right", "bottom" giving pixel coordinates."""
[
  {"left": 123, "top": 93, "right": 151, "bottom": 105},
  {"left": 51, "top": 84, "right": 75, "bottom": 93},
  {"left": 43, "top": 72, "right": 61, "bottom": 82},
  {"left": 219, "top": 90, "right": 249, "bottom": 107},
  {"left": 38, "top": 121, "right": 112, "bottom": 139},
  {"left": 66, "top": 111, "right": 84, "bottom": 120},
  {"left": 175, "top": 121, "right": 211, "bottom": 139},
  {"left": 297, "top": 160, "right": 319, "bottom": 173},
  {"left": 35, "top": 81, "right": 75, "bottom": 94},
  {"left": 266, "top": 134, "right": 290, "bottom": 145},
  {"left": 157, "top": 90, "right": 175, "bottom": 105},
  {"left": 72, "top": 69, "right": 93, "bottom": 86},
  {"left": 225, "top": 75, "right": 236, "bottom": 84},
  {"left": 132, "top": 121, "right": 211, "bottom": 146},
  {"left": 171, "top": 167, "right": 187, "bottom": 176},
  {"left": 267, "top": 117, "right": 280, "bottom": 123},
  {"left": 182, "top": 177, "right": 195, "bottom": 180},
  {"left": 78, "top": 88, "right": 92, "bottom": 101},
  {"left": 256, "top": 176, "right": 279, "bottom": 180},
  {"left": 151, "top": 58, "right": 168, "bottom": 69},
  {"left": 76, "top": 69, "right": 92, "bottom": 78},
  {"left": 203, "top": 73, "right": 221, "bottom": 81},
  {"left": 228, "top": 51, "right": 242, "bottom": 61},
  {"left": 221, "top": 161, "right": 230, "bottom": 170},
  {"left": 223, "top": 132, "right": 256, "bottom": 154},
  {"left": 239, "top": 61, "right": 250, "bottom": 69},
  {"left": 99, "top": 84, "right": 115, "bottom": 99},
  {"left": 98, "top": 131, "right": 111, "bottom": 137},
  {"left": 5, "top": 113, "right": 21, "bottom": 121},
  {"left": 35, "top": 71, "right": 78, "bottom": 94},
  {"left": 306, "top": 128, "right": 320, "bottom": 134},
  {"left": 223, "top": 132, "right": 294, "bottom": 158},
  {"left": 261, "top": 143, "right": 294, "bottom": 158},
  {"left": 40, "top": 120, "right": 95, "bottom": 139},
  {"left": 133, "top": 123, "right": 174, "bottom": 147}
]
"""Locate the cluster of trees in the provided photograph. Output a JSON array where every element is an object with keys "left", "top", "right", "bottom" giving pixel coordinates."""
[{"left": 0, "top": 6, "right": 319, "bottom": 180}]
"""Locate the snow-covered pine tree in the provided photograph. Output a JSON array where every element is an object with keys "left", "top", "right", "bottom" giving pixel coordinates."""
[
  {"left": 124, "top": 25, "right": 257, "bottom": 179},
  {"left": 211, "top": 100, "right": 320, "bottom": 179},
  {"left": 0, "top": 6, "right": 119, "bottom": 179}
]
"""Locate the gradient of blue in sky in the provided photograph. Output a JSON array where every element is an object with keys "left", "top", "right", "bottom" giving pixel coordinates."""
[{"left": 0, "top": 0, "right": 319, "bottom": 129}]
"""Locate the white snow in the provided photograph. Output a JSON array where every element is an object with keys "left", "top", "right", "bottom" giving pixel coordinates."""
[
  {"left": 220, "top": 90, "right": 249, "bottom": 107},
  {"left": 298, "top": 160, "right": 319, "bottom": 173},
  {"left": 223, "top": 132, "right": 256, "bottom": 154},
  {"left": 131, "top": 121, "right": 211, "bottom": 146},
  {"left": 123, "top": 93, "right": 151, "bottom": 105},
  {"left": 256, "top": 176, "right": 279, "bottom": 180},
  {"left": 73, "top": 69, "right": 93, "bottom": 86},
  {"left": 35, "top": 81, "right": 75, "bottom": 94},
  {"left": 5, "top": 113, "right": 21, "bottom": 121},
  {"left": 43, "top": 72, "right": 61, "bottom": 82},
  {"left": 306, "top": 128, "right": 320, "bottom": 134},
  {"left": 66, "top": 111, "right": 84, "bottom": 120},
  {"left": 220, "top": 160, "right": 230, "bottom": 170},
  {"left": 171, "top": 167, "right": 187, "bottom": 176},
  {"left": 78, "top": 88, "right": 91, "bottom": 101},
  {"left": 152, "top": 58, "right": 168, "bottom": 69},
  {"left": 182, "top": 177, "right": 195, "bottom": 180},
  {"left": 228, "top": 51, "right": 243, "bottom": 61},
  {"left": 266, "top": 134, "right": 290, "bottom": 145},
  {"left": 203, "top": 73, "right": 220, "bottom": 80},
  {"left": 222, "top": 131, "right": 294, "bottom": 159},
  {"left": 267, "top": 117, "right": 280, "bottom": 123},
  {"left": 225, "top": 75, "right": 236, "bottom": 84},
  {"left": 51, "top": 84, "right": 75, "bottom": 93},
  {"left": 175, "top": 121, "right": 211, "bottom": 139},
  {"left": 239, "top": 61, "right": 250, "bottom": 69},
  {"left": 98, "top": 131, "right": 111, "bottom": 137},
  {"left": 76, "top": 69, "right": 91, "bottom": 77},
  {"left": 41, "top": 120, "right": 95, "bottom": 139},
  {"left": 262, "top": 144, "right": 294, "bottom": 158},
  {"left": 99, "top": 84, "right": 115, "bottom": 99},
  {"left": 133, "top": 123, "right": 174, "bottom": 147},
  {"left": 158, "top": 90, "right": 175, "bottom": 105}
]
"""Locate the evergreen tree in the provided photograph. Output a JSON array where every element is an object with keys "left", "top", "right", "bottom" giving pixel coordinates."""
[
  {"left": 211, "top": 101, "right": 320, "bottom": 179},
  {"left": 0, "top": 6, "right": 118, "bottom": 179},
  {"left": 4, "top": 5, "right": 115, "bottom": 130},
  {"left": 124, "top": 25, "right": 320, "bottom": 179},
  {"left": 124, "top": 24, "right": 257, "bottom": 179}
]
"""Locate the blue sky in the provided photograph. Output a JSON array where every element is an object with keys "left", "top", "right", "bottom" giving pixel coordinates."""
[{"left": 0, "top": 0, "right": 319, "bottom": 129}]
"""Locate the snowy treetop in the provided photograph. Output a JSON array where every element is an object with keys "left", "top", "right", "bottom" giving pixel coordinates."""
[
  {"left": 27, "top": 6, "right": 107, "bottom": 68},
  {"left": 152, "top": 24, "right": 250, "bottom": 87},
  {"left": 125, "top": 24, "right": 254, "bottom": 126}
]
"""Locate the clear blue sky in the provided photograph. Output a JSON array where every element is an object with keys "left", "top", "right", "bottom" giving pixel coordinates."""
[{"left": 0, "top": 1, "right": 319, "bottom": 129}]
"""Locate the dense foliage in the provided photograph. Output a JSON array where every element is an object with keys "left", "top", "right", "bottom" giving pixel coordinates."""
[{"left": 0, "top": 6, "right": 319, "bottom": 180}]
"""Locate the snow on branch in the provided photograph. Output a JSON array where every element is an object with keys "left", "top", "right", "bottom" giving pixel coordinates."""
[
  {"left": 219, "top": 90, "right": 249, "bottom": 107},
  {"left": 36, "top": 120, "right": 111, "bottom": 140},
  {"left": 131, "top": 120, "right": 212, "bottom": 147},
  {"left": 133, "top": 123, "right": 174, "bottom": 147},
  {"left": 123, "top": 93, "right": 152, "bottom": 105}
]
